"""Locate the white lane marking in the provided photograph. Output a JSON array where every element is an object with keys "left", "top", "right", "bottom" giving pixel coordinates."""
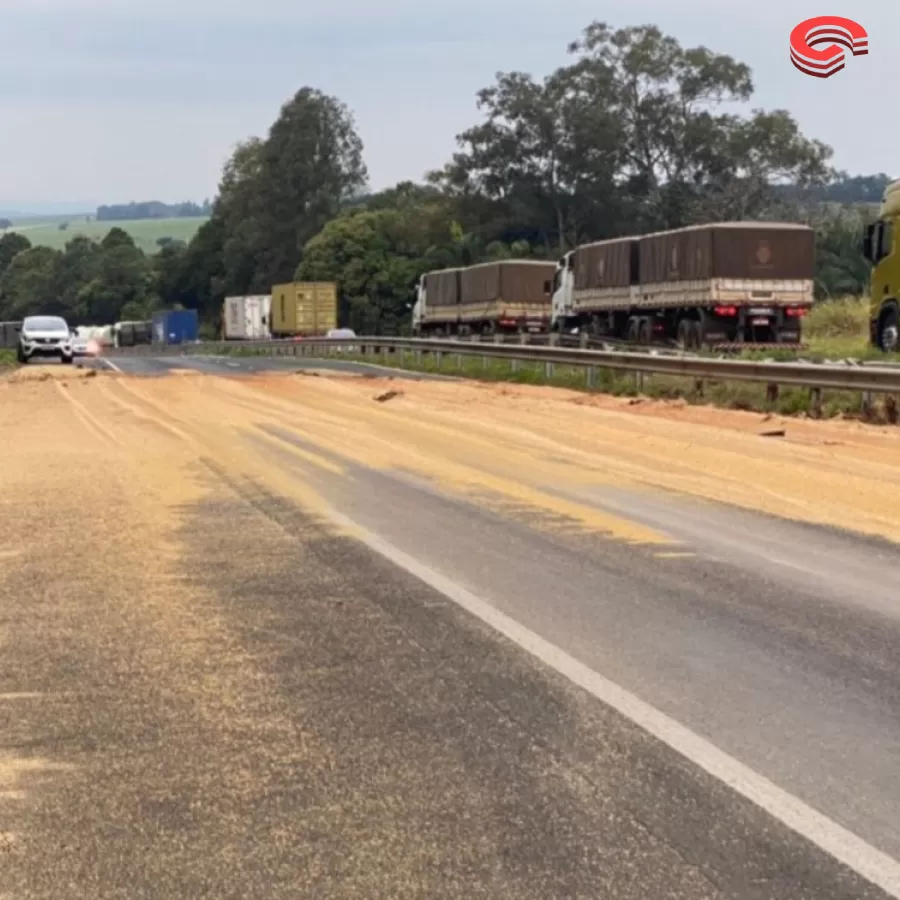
[
  {"left": 101, "top": 358, "right": 122, "bottom": 372},
  {"left": 326, "top": 508, "right": 900, "bottom": 898}
]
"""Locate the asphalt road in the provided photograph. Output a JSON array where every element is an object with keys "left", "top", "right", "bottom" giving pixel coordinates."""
[
  {"left": 1, "top": 366, "right": 898, "bottom": 898},
  {"left": 78, "top": 352, "right": 458, "bottom": 379}
]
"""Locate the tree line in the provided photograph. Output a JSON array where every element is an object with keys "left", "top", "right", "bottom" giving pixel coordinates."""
[
  {"left": 96, "top": 200, "right": 212, "bottom": 222},
  {"left": 0, "top": 21, "right": 888, "bottom": 331}
]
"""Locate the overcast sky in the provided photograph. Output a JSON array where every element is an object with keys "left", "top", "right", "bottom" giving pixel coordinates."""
[{"left": 0, "top": 0, "right": 894, "bottom": 212}]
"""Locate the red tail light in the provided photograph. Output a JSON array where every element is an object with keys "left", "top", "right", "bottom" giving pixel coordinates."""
[
  {"left": 785, "top": 307, "right": 809, "bottom": 317},
  {"left": 714, "top": 306, "right": 738, "bottom": 316}
]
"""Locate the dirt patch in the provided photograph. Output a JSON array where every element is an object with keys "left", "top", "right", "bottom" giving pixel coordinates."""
[{"left": 3, "top": 366, "right": 102, "bottom": 385}]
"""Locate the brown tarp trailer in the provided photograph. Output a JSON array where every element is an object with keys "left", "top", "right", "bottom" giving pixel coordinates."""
[
  {"left": 424, "top": 269, "right": 460, "bottom": 308},
  {"left": 459, "top": 261, "right": 556, "bottom": 306},
  {"left": 639, "top": 222, "right": 815, "bottom": 284},
  {"left": 573, "top": 239, "right": 638, "bottom": 290}
]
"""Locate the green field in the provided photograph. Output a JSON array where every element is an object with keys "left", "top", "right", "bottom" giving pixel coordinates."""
[{"left": 2, "top": 215, "right": 207, "bottom": 255}]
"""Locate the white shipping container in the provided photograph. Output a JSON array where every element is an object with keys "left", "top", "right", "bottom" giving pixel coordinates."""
[{"left": 224, "top": 296, "right": 272, "bottom": 340}]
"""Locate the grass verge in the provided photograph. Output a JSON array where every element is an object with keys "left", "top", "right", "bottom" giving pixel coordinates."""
[{"left": 0, "top": 349, "right": 17, "bottom": 370}]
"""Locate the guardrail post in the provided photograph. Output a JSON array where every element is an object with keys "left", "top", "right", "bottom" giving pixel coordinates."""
[
  {"left": 634, "top": 371, "right": 645, "bottom": 392},
  {"left": 546, "top": 332, "right": 558, "bottom": 378},
  {"left": 886, "top": 396, "right": 898, "bottom": 424},
  {"left": 580, "top": 332, "right": 589, "bottom": 349},
  {"left": 861, "top": 391, "right": 874, "bottom": 419},
  {"left": 809, "top": 387, "right": 823, "bottom": 419},
  {"left": 694, "top": 378, "right": 704, "bottom": 398},
  {"left": 766, "top": 383, "right": 779, "bottom": 404},
  {"left": 586, "top": 366, "right": 597, "bottom": 389}
]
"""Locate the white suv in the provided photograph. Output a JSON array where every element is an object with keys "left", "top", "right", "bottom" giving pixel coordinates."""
[{"left": 17, "top": 315, "right": 74, "bottom": 365}]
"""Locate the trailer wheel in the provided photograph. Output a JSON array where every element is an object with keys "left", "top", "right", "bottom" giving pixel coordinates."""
[{"left": 626, "top": 318, "right": 640, "bottom": 343}]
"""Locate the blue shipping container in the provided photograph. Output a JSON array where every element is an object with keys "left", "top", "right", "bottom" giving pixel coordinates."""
[{"left": 152, "top": 309, "right": 198, "bottom": 345}]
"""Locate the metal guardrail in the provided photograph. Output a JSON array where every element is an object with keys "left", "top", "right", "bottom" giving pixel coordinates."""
[{"left": 104, "top": 335, "right": 900, "bottom": 401}]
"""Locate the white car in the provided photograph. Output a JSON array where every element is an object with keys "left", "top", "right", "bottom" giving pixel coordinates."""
[{"left": 17, "top": 315, "right": 74, "bottom": 364}]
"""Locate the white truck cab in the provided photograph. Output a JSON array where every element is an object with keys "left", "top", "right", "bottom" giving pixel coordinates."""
[{"left": 550, "top": 252, "right": 575, "bottom": 332}]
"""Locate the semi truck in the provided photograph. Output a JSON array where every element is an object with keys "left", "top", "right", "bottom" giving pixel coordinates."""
[
  {"left": 270, "top": 282, "right": 337, "bottom": 337},
  {"left": 863, "top": 179, "right": 899, "bottom": 352},
  {"left": 412, "top": 259, "right": 556, "bottom": 337},
  {"left": 223, "top": 295, "right": 272, "bottom": 340},
  {"left": 551, "top": 222, "right": 815, "bottom": 348}
]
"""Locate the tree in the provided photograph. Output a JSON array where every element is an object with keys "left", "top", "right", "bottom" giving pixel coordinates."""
[
  {"left": 56, "top": 236, "right": 100, "bottom": 313},
  {"left": 298, "top": 202, "right": 448, "bottom": 334},
  {"left": 433, "top": 22, "right": 834, "bottom": 248},
  {"left": 0, "top": 247, "right": 63, "bottom": 319},
  {"left": 101, "top": 227, "right": 136, "bottom": 250},
  {"left": 0, "top": 232, "right": 31, "bottom": 280},
  {"left": 813, "top": 211, "right": 871, "bottom": 300},
  {"left": 431, "top": 65, "right": 625, "bottom": 252},
  {"left": 155, "top": 216, "right": 227, "bottom": 320},
  {"left": 206, "top": 88, "right": 368, "bottom": 298}
]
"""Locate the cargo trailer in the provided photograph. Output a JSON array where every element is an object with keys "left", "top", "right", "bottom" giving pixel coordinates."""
[
  {"left": 551, "top": 222, "right": 815, "bottom": 348},
  {"left": 270, "top": 282, "right": 337, "bottom": 337},
  {"left": 152, "top": 309, "right": 198, "bottom": 345},
  {"left": 412, "top": 260, "right": 555, "bottom": 337},
  {"left": 223, "top": 295, "right": 272, "bottom": 340}
]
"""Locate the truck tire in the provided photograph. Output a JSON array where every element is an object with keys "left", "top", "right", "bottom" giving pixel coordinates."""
[
  {"left": 689, "top": 321, "right": 703, "bottom": 350},
  {"left": 877, "top": 303, "right": 899, "bottom": 353},
  {"left": 16, "top": 344, "right": 26, "bottom": 364}
]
